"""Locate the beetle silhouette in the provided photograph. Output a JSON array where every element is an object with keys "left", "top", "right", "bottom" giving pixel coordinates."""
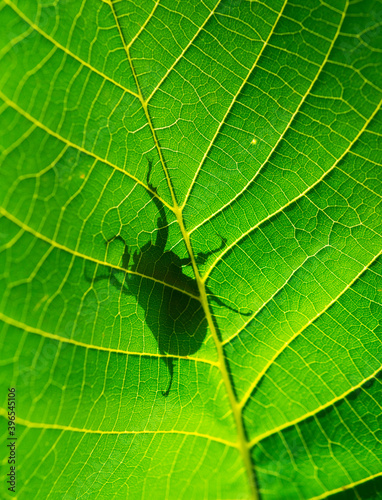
[{"left": 98, "top": 161, "right": 250, "bottom": 396}]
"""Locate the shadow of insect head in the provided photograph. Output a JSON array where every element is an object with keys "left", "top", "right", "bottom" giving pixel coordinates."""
[{"left": 96, "top": 161, "right": 250, "bottom": 396}]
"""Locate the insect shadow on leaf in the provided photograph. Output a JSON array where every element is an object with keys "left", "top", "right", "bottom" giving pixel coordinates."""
[{"left": 92, "top": 160, "right": 250, "bottom": 396}]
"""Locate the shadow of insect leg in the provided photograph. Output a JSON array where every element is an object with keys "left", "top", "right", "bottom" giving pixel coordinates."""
[
  {"left": 84, "top": 235, "right": 132, "bottom": 291},
  {"left": 162, "top": 357, "right": 175, "bottom": 397},
  {"left": 176, "top": 236, "right": 227, "bottom": 268},
  {"left": 205, "top": 284, "right": 252, "bottom": 316},
  {"left": 194, "top": 236, "right": 227, "bottom": 265},
  {"left": 105, "top": 235, "right": 131, "bottom": 270}
]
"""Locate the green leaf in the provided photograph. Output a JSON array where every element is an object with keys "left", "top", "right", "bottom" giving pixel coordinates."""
[{"left": 1, "top": 0, "right": 381, "bottom": 498}]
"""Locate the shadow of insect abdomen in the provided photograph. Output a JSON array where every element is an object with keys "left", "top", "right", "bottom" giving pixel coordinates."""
[
  {"left": 122, "top": 250, "right": 207, "bottom": 396},
  {"left": 142, "top": 281, "right": 206, "bottom": 396}
]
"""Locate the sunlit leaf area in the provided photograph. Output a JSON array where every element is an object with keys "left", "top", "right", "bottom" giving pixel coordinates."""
[{"left": 0, "top": 0, "right": 381, "bottom": 498}]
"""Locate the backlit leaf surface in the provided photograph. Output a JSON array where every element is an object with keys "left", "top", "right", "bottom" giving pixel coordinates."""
[{"left": 0, "top": 0, "right": 381, "bottom": 498}]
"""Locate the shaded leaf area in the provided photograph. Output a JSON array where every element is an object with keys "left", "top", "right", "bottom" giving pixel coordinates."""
[
  {"left": 0, "top": 0, "right": 381, "bottom": 498},
  {"left": 252, "top": 372, "right": 382, "bottom": 499}
]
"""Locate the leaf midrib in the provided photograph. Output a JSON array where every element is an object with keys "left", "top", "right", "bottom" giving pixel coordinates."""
[{"left": 107, "top": 0, "right": 261, "bottom": 497}]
